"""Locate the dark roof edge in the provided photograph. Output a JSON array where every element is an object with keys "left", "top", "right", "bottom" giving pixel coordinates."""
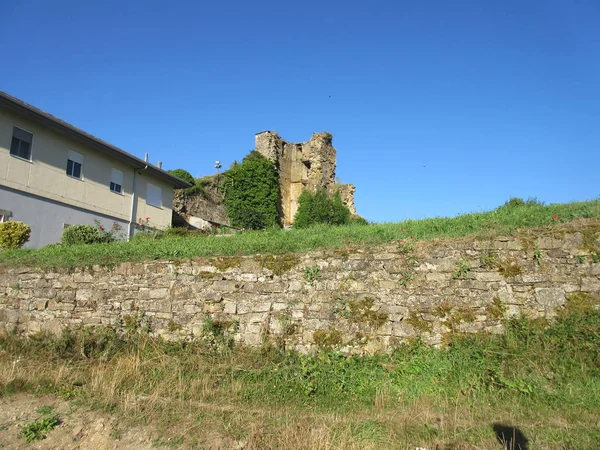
[{"left": 0, "top": 91, "right": 192, "bottom": 189}]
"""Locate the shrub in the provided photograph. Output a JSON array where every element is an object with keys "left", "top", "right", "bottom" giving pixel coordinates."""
[
  {"left": 167, "top": 169, "right": 195, "bottom": 185},
  {"left": 499, "top": 197, "right": 544, "bottom": 209},
  {"left": 61, "top": 224, "right": 104, "bottom": 246},
  {"left": 293, "top": 189, "right": 351, "bottom": 228},
  {"left": 0, "top": 221, "right": 31, "bottom": 250},
  {"left": 222, "top": 151, "right": 280, "bottom": 230}
]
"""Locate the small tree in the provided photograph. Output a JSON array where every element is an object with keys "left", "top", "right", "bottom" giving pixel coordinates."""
[
  {"left": 167, "top": 169, "right": 195, "bottom": 185},
  {"left": 222, "top": 151, "right": 280, "bottom": 230},
  {"left": 0, "top": 221, "right": 31, "bottom": 250},
  {"left": 293, "top": 188, "right": 350, "bottom": 228}
]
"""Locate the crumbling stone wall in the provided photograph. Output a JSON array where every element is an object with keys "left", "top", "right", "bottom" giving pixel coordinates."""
[
  {"left": 255, "top": 131, "right": 356, "bottom": 226},
  {"left": 2, "top": 224, "right": 599, "bottom": 353}
]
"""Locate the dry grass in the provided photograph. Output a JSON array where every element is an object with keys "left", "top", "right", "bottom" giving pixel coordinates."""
[{"left": 1, "top": 312, "right": 599, "bottom": 449}]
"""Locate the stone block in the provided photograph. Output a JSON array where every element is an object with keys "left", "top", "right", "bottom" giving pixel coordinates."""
[
  {"left": 223, "top": 302, "right": 237, "bottom": 314},
  {"left": 534, "top": 288, "right": 565, "bottom": 308}
]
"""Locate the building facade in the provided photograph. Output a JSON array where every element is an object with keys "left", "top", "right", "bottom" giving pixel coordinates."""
[{"left": 0, "top": 91, "right": 190, "bottom": 248}]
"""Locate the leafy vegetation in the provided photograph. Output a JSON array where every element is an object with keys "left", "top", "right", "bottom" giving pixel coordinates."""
[
  {"left": 0, "top": 220, "right": 31, "bottom": 250},
  {"left": 167, "top": 168, "right": 195, "bottom": 185},
  {"left": 0, "top": 199, "right": 599, "bottom": 269},
  {"left": 1, "top": 308, "right": 599, "bottom": 448},
  {"left": 20, "top": 413, "right": 60, "bottom": 442},
  {"left": 61, "top": 224, "right": 105, "bottom": 246},
  {"left": 293, "top": 188, "right": 351, "bottom": 228},
  {"left": 222, "top": 151, "right": 280, "bottom": 230}
]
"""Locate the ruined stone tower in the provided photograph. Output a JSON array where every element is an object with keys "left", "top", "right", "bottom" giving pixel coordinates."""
[{"left": 255, "top": 131, "right": 356, "bottom": 226}]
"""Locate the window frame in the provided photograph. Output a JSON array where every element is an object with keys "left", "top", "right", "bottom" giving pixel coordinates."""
[
  {"left": 66, "top": 150, "right": 84, "bottom": 180},
  {"left": 9, "top": 126, "right": 34, "bottom": 162}
]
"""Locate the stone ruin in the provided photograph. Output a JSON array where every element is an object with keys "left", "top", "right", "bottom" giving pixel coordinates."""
[
  {"left": 255, "top": 131, "right": 356, "bottom": 226},
  {"left": 172, "top": 131, "right": 357, "bottom": 228}
]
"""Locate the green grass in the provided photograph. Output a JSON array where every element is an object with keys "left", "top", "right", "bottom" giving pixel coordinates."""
[
  {"left": 1, "top": 199, "right": 599, "bottom": 270},
  {"left": 1, "top": 309, "right": 599, "bottom": 448}
]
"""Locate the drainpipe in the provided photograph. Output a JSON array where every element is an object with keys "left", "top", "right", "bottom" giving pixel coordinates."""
[{"left": 127, "top": 153, "right": 149, "bottom": 240}]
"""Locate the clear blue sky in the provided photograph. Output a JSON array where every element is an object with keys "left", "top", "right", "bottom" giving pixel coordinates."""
[{"left": 2, "top": 0, "right": 598, "bottom": 223}]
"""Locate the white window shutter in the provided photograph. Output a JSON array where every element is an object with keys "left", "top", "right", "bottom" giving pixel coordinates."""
[{"left": 68, "top": 150, "right": 83, "bottom": 164}]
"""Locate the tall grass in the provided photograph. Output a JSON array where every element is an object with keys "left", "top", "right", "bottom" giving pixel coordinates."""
[
  {"left": 1, "top": 199, "right": 599, "bottom": 269},
  {"left": 1, "top": 309, "right": 599, "bottom": 448}
]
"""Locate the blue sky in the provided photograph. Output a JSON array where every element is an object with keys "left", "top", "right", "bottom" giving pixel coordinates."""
[{"left": 1, "top": 0, "right": 598, "bottom": 222}]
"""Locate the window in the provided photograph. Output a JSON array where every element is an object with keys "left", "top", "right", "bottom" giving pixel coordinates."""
[
  {"left": 0, "top": 209, "right": 11, "bottom": 223},
  {"left": 110, "top": 168, "right": 124, "bottom": 194},
  {"left": 66, "top": 150, "right": 83, "bottom": 179},
  {"left": 10, "top": 127, "right": 33, "bottom": 160},
  {"left": 146, "top": 183, "right": 162, "bottom": 208}
]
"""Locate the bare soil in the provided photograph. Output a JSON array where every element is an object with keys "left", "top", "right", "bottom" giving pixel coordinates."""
[{"left": 0, "top": 394, "right": 154, "bottom": 450}]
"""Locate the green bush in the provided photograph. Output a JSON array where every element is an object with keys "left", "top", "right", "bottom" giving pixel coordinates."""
[
  {"left": 167, "top": 169, "right": 195, "bottom": 185},
  {"left": 293, "top": 189, "right": 351, "bottom": 228},
  {"left": 499, "top": 197, "right": 544, "bottom": 209},
  {"left": 222, "top": 151, "right": 280, "bottom": 230},
  {"left": 61, "top": 225, "right": 104, "bottom": 246},
  {"left": 0, "top": 221, "right": 31, "bottom": 250}
]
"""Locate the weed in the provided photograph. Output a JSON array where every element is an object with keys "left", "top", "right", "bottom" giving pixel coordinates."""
[
  {"left": 304, "top": 265, "right": 320, "bottom": 284},
  {"left": 452, "top": 259, "right": 472, "bottom": 279},
  {"left": 9, "top": 283, "right": 20, "bottom": 294},
  {"left": 399, "top": 270, "right": 414, "bottom": 287},
  {"left": 487, "top": 296, "right": 508, "bottom": 320},
  {"left": 534, "top": 247, "right": 542, "bottom": 265},
  {"left": 397, "top": 239, "right": 416, "bottom": 254},
  {"left": 35, "top": 405, "right": 54, "bottom": 415},
  {"left": 110, "top": 427, "right": 122, "bottom": 440},
  {"left": 480, "top": 251, "right": 500, "bottom": 269},
  {"left": 331, "top": 296, "right": 351, "bottom": 319},
  {"left": 202, "top": 317, "right": 238, "bottom": 352},
  {"left": 20, "top": 415, "right": 60, "bottom": 443},
  {"left": 497, "top": 259, "right": 523, "bottom": 278},
  {"left": 577, "top": 255, "right": 586, "bottom": 264}
]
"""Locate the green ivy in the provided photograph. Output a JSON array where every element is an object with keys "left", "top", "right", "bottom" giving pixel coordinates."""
[
  {"left": 222, "top": 151, "right": 280, "bottom": 230},
  {"left": 293, "top": 188, "right": 350, "bottom": 228}
]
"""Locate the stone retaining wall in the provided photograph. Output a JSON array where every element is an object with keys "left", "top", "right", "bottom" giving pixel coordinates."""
[{"left": 1, "top": 224, "right": 599, "bottom": 352}]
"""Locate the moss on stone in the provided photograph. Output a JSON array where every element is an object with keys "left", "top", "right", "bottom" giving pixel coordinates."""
[
  {"left": 434, "top": 301, "right": 453, "bottom": 318},
  {"left": 348, "top": 297, "right": 388, "bottom": 329},
  {"left": 497, "top": 258, "right": 523, "bottom": 278},
  {"left": 406, "top": 312, "right": 432, "bottom": 333},
  {"left": 197, "top": 271, "right": 216, "bottom": 279},
  {"left": 212, "top": 257, "right": 242, "bottom": 272},
  {"left": 313, "top": 327, "right": 343, "bottom": 349},
  {"left": 581, "top": 228, "right": 600, "bottom": 261},
  {"left": 487, "top": 296, "right": 508, "bottom": 320},
  {"left": 559, "top": 292, "right": 600, "bottom": 317},
  {"left": 259, "top": 254, "right": 300, "bottom": 276}
]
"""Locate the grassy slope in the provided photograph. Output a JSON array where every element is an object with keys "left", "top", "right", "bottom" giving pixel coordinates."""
[
  {"left": 1, "top": 311, "right": 599, "bottom": 449},
  {"left": 1, "top": 199, "right": 599, "bottom": 269}
]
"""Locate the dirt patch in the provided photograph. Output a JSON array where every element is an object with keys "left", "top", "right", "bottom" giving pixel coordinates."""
[{"left": 0, "top": 394, "right": 154, "bottom": 449}]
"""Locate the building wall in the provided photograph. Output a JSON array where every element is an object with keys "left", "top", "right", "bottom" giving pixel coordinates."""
[
  {"left": 2, "top": 223, "right": 598, "bottom": 352},
  {"left": 0, "top": 186, "right": 129, "bottom": 248},
  {"left": 0, "top": 108, "right": 174, "bottom": 245}
]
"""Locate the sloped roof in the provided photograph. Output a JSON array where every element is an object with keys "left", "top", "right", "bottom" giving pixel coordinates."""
[{"left": 0, "top": 91, "right": 192, "bottom": 189}]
